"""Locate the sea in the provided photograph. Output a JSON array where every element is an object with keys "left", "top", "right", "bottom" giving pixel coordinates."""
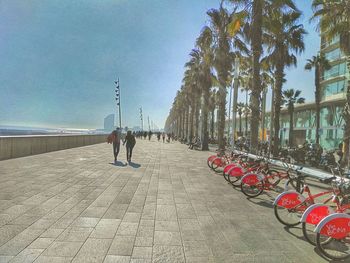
[{"left": 0, "top": 125, "right": 106, "bottom": 136}]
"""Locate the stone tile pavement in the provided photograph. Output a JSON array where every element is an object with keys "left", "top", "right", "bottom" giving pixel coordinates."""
[{"left": 0, "top": 139, "right": 328, "bottom": 262}]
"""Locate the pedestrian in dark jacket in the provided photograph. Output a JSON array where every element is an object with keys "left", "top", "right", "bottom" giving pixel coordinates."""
[
  {"left": 107, "top": 128, "right": 121, "bottom": 163},
  {"left": 123, "top": 130, "right": 136, "bottom": 162}
]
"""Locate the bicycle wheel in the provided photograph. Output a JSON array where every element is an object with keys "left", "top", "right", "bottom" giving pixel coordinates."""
[
  {"left": 227, "top": 166, "right": 243, "bottom": 187},
  {"left": 273, "top": 205, "right": 302, "bottom": 227},
  {"left": 207, "top": 155, "right": 217, "bottom": 168},
  {"left": 285, "top": 178, "right": 305, "bottom": 194},
  {"left": 302, "top": 222, "right": 332, "bottom": 246},
  {"left": 240, "top": 179, "right": 264, "bottom": 198},
  {"left": 316, "top": 234, "right": 350, "bottom": 261},
  {"left": 210, "top": 157, "right": 221, "bottom": 170},
  {"left": 211, "top": 157, "right": 224, "bottom": 173},
  {"left": 223, "top": 164, "right": 236, "bottom": 182}
]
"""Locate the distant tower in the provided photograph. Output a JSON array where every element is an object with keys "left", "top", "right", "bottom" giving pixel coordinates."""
[{"left": 104, "top": 114, "right": 115, "bottom": 132}]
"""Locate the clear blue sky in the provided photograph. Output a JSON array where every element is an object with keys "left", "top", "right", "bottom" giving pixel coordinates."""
[{"left": 0, "top": 0, "right": 319, "bottom": 129}]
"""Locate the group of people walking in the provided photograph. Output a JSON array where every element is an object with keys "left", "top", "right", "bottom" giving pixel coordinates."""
[{"left": 107, "top": 128, "right": 136, "bottom": 163}]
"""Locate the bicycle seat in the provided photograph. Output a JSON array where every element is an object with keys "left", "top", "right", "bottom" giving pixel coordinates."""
[{"left": 320, "top": 176, "right": 336, "bottom": 184}]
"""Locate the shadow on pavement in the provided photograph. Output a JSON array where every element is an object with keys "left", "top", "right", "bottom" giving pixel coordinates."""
[
  {"left": 109, "top": 161, "right": 127, "bottom": 167},
  {"left": 246, "top": 195, "right": 274, "bottom": 209},
  {"left": 283, "top": 225, "right": 306, "bottom": 242},
  {"left": 128, "top": 162, "right": 141, "bottom": 168}
]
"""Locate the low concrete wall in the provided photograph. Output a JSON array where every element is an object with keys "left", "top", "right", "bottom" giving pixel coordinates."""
[{"left": 0, "top": 134, "right": 107, "bottom": 161}]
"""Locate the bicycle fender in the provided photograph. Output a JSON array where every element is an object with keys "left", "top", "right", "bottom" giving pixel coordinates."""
[
  {"left": 207, "top": 155, "right": 217, "bottom": 162},
  {"left": 314, "top": 213, "right": 350, "bottom": 239},
  {"left": 227, "top": 165, "right": 246, "bottom": 177},
  {"left": 223, "top": 163, "right": 237, "bottom": 174},
  {"left": 273, "top": 191, "right": 306, "bottom": 209},
  {"left": 241, "top": 173, "right": 263, "bottom": 186},
  {"left": 300, "top": 204, "right": 334, "bottom": 224}
]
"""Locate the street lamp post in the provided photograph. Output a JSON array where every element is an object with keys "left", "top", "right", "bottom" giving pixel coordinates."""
[
  {"left": 114, "top": 78, "right": 122, "bottom": 128},
  {"left": 140, "top": 107, "right": 143, "bottom": 131},
  {"left": 231, "top": 57, "right": 240, "bottom": 150}
]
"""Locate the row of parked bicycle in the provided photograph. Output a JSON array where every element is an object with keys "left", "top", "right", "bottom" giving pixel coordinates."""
[{"left": 207, "top": 151, "right": 350, "bottom": 261}]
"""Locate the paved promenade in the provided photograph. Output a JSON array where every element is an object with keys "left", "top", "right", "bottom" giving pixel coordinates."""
[{"left": 0, "top": 139, "right": 327, "bottom": 263}]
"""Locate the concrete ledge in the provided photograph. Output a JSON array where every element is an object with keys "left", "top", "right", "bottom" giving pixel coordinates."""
[{"left": 0, "top": 134, "right": 107, "bottom": 160}]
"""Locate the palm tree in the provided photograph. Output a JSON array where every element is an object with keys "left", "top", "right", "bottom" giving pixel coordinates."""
[
  {"left": 209, "top": 89, "right": 218, "bottom": 140},
  {"left": 305, "top": 54, "right": 331, "bottom": 144},
  {"left": 237, "top": 102, "right": 245, "bottom": 135},
  {"left": 195, "top": 27, "right": 214, "bottom": 150},
  {"left": 228, "top": 0, "right": 298, "bottom": 153},
  {"left": 282, "top": 89, "right": 305, "bottom": 146},
  {"left": 206, "top": 6, "right": 233, "bottom": 150},
  {"left": 263, "top": 8, "right": 306, "bottom": 156},
  {"left": 312, "top": 0, "right": 350, "bottom": 165}
]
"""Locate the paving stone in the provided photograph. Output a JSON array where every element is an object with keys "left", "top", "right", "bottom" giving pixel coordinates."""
[
  {"left": 56, "top": 227, "right": 93, "bottom": 242},
  {"left": 7, "top": 248, "right": 43, "bottom": 263},
  {"left": 131, "top": 246, "right": 152, "bottom": 259},
  {"left": 33, "top": 256, "right": 73, "bottom": 263},
  {"left": 42, "top": 241, "right": 83, "bottom": 257},
  {"left": 154, "top": 231, "right": 182, "bottom": 246},
  {"left": 28, "top": 237, "right": 55, "bottom": 249},
  {"left": 155, "top": 221, "right": 179, "bottom": 232},
  {"left": 108, "top": 236, "right": 135, "bottom": 256},
  {"left": 103, "top": 255, "right": 130, "bottom": 263},
  {"left": 116, "top": 223, "right": 139, "bottom": 236},
  {"left": 152, "top": 245, "right": 185, "bottom": 263}
]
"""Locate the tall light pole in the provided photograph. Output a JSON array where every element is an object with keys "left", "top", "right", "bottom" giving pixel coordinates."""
[
  {"left": 148, "top": 116, "right": 150, "bottom": 131},
  {"left": 231, "top": 57, "right": 240, "bottom": 150},
  {"left": 139, "top": 107, "right": 143, "bottom": 131},
  {"left": 114, "top": 78, "right": 122, "bottom": 128}
]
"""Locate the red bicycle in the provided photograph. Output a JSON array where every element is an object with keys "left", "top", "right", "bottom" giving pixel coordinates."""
[{"left": 239, "top": 160, "right": 301, "bottom": 198}]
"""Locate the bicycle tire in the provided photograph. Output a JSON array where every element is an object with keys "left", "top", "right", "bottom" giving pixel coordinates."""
[
  {"left": 316, "top": 233, "right": 350, "bottom": 261},
  {"left": 240, "top": 181, "right": 264, "bottom": 198},
  {"left": 302, "top": 222, "right": 332, "bottom": 246},
  {"left": 223, "top": 164, "right": 235, "bottom": 182},
  {"left": 273, "top": 205, "right": 301, "bottom": 227},
  {"left": 211, "top": 157, "right": 224, "bottom": 173},
  {"left": 207, "top": 155, "right": 217, "bottom": 168},
  {"left": 227, "top": 166, "right": 242, "bottom": 187}
]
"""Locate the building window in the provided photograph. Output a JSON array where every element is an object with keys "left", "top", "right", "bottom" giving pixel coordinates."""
[
  {"left": 320, "top": 107, "right": 334, "bottom": 128},
  {"left": 324, "top": 62, "right": 346, "bottom": 79},
  {"left": 325, "top": 48, "right": 341, "bottom": 61},
  {"left": 322, "top": 80, "right": 345, "bottom": 99}
]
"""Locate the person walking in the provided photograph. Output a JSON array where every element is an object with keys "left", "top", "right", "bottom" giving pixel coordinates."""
[
  {"left": 162, "top": 133, "right": 165, "bottom": 143},
  {"left": 107, "top": 127, "right": 121, "bottom": 163},
  {"left": 123, "top": 130, "right": 136, "bottom": 163}
]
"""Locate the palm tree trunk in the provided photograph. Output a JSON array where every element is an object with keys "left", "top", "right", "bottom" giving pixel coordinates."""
[
  {"left": 189, "top": 104, "right": 194, "bottom": 143},
  {"left": 218, "top": 85, "right": 226, "bottom": 150},
  {"left": 249, "top": 0, "right": 263, "bottom": 153},
  {"left": 239, "top": 114, "right": 242, "bottom": 135},
  {"left": 273, "top": 62, "right": 284, "bottom": 156},
  {"left": 184, "top": 109, "right": 186, "bottom": 139},
  {"left": 211, "top": 109, "right": 215, "bottom": 139},
  {"left": 201, "top": 86, "right": 209, "bottom": 150},
  {"left": 315, "top": 65, "right": 321, "bottom": 144},
  {"left": 288, "top": 105, "right": 294, "bottom": 147},
  {"left": 185, "top": 106, "right": 189, "bottom": 141},
  {"left": 245, "top": 111, "right": 248, "bottom": 137},
  {"left": 342, "top": 56, "right": 350, "bottom": 167},
  {"left": 195, "top": 96, "right": 200, "bottom": 139}
]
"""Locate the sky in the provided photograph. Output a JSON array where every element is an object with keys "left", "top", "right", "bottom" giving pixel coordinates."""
[{"left": 0, "top": 0, "right": 319, "bottom": 129}]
